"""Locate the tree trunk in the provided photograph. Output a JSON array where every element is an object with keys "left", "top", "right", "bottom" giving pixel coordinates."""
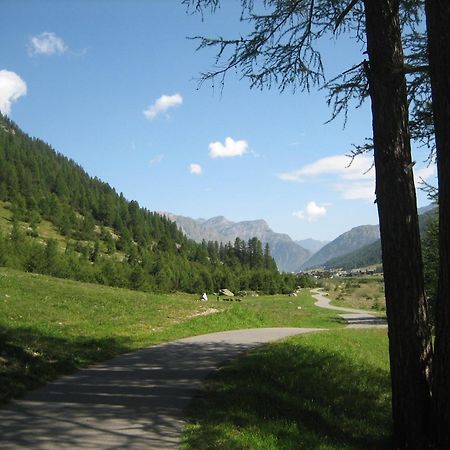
[
  {"left": 363, "top": 1, "right": 433, "bottom": 448},
  {"left": 425, "top": 1, "right": 450, "bottom": 447}
]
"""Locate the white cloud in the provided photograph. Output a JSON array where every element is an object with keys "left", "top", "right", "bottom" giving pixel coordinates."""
[
  {"left": 0, "top": 70, "right": 27, "bottom": 115},
  {"left": 335, "top": 181, "right": 375, "bottom": 200},
  {"left": 279, "top": 153, "right": 376, "bottom": 201},
  {"left": 280, "top": 153, "right": 437, "bottom": 203},
  {"left": 293, "top": 201, "right": 328, "bottom": 222},
  {"left": 334, "top": 162, "right": 436, "bottom": 201},
  {"left": 149, "top": 154, "right": 164, "bottom": 166},
  {"left": 279, "top": 154, "right": 374, "bottom": 182},
  {"left": 189, "top": 163, "right": 203, "bottom": 175},
  {"left": 143, "top": 93, "right": 183, "bottom": 120},
  {"left": 29, "top": 32, "right": 67, "bottom": 56},
  {"left": 209, "top": 137, "right": 248, "bottom": 158}
]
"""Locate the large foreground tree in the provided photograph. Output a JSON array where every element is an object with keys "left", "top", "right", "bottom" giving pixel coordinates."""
[
  {"left": 186, "top": 0, "right": 435, "bottom": 447},
  {"left": 363, "top": 2, "right": 432, "bottom": 447},
  {"left": 425, "top": 1, "right": 450, "bottom": 447}
]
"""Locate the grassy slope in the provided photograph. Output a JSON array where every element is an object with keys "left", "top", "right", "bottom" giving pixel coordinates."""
[
  {"left": 0, "top": 268, "right": 340, "bottom": 403},
  {"left": 182, "top": 329, "right": 391, "bottom": 450},
  {"left": 0, "top": 201, "right": 12, "bottom": 234},
  {"left": 0, "top": 200, "right": 125, "bottom": 259},
  {"left": 1, "top": 200, "right": 61, "bottom": 242}
]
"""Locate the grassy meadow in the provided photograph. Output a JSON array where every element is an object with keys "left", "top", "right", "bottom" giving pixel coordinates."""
[
  {"left": 0, "top": 266, "right": 392, "bottom": 448},
  {"left": 181, "top": 329, "right": 391, "bottom": 450},
  {"left": 0, "top": 266, "right": 339, "bottom": 403}
]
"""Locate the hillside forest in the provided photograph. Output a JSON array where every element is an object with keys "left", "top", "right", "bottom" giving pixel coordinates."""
[{"left": 0, "top": 114, "right": 307, "bottom": 295}]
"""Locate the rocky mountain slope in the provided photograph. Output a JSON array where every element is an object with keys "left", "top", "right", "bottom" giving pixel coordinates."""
[
  {"left": 321, "top": 207, "right": 438, "bottom": 270},
  {"left": 162, "top": 213, "right": 311, "bottom": 272}
]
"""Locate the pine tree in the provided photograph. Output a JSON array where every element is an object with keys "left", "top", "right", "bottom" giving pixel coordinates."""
[{"left": 185, "top": 1, "right": 434, "bottom": 445}]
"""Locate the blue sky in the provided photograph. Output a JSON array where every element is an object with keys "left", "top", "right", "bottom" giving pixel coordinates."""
[{"left": 0, "top": 0, "right": 436, "bottom": 241}]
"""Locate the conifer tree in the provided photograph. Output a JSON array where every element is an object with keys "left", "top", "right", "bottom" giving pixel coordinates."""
[
  {"left": 425, "top": 1, "right": 450, "bottom": 446},
  {"left": 185, "top": 1, "right": 436, "bottom": 446}
]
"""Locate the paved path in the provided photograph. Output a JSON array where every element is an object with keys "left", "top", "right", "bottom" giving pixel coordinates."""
[
  {"left": 311, "top": 288, "right": 387, "bottom": 328},
  {"left": 0, "top": 328, "right": 320, "bottom": 450}
]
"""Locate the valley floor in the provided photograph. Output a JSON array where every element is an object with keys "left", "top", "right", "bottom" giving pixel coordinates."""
[{"left": 0, "top": 268, "right": 391, "bottom": 448}]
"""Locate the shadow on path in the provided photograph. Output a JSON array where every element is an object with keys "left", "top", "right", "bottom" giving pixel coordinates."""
[{"left": 0, "top": 328, "right": 319, "bottom": 449}]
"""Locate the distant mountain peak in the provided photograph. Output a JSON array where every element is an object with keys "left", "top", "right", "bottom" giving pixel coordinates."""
[
  {"left": 295, "top": 238, "right": 329, "bottom": 254},
  {"left": 203, "top": 216, "right": 233, "bottom": 227},
  {"left": 165, "top": 212, "right": 311, "bottom": 272}
]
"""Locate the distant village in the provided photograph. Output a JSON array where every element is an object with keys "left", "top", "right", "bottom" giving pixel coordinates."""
[{"left": 300, "top": 266, "right": 383, "bottom": 279}]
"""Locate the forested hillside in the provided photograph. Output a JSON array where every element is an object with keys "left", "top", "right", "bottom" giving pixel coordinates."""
[
  {"left": 324, "top": 240, "right": 382, "bottom": 270},
  {"left": 0, "top": 114, "right": 300, "bottom": 294},
  {"left": 301, "top": 225, "right": 380, "bottom": 269}
]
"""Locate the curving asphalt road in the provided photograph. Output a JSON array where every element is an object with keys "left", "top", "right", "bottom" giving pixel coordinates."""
[
  {"left": 311, "top": 288, "right": 387, "bottom": 328},
  {"left": 0, "top": 327, "right": 321, "bottom": 450}
]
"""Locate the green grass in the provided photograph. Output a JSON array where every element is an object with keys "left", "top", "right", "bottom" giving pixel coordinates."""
[
  {"left": 321, "top": 277, "right": 386, "bottom": 313},
  {"left": 181, "top": 329, "right": 392, "bottom": 450},
  {"left": 0, "top": 200, "right": 64, "bottom": 244},
  {"left": 1, "top": 267, "right": 392, "bottom": 447},
  {"left": 0, "top": 200, "right": 126, "bottom": 260},
  {"left": 0, "top": 201, "right": 13, "bottom": 233},
  {"left": 0, "top": 267, "right": 341, "bottom": 403}
]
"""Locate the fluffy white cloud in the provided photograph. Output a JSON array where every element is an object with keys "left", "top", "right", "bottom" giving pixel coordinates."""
[
  {"left": 293, "top": 201, "right": 328, "bottom": 222},
  {"left": 0, "top": 70, "right": 27, "bottom": 115},
  {"left": 189, "top": 163, "right": 203, "bottom": 175},
  {"left": 209, "top": 137, "right": 248, "bottom": 158},
  {"left": 29, "top": 32, "right": 67, "bottom": 56},
  {"left": 143, "top": 93, "right": 183, "bottom": 120}
]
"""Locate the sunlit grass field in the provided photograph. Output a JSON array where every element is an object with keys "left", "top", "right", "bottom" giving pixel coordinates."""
[
  {"left": 0, "top": 267, "right": 340, "bottom": 403},
  {"left": 0, "top": 266, "right": 392, "bottom": 448},
  {"left": 182, "top": 329, "right": 391, "bottom": 450}
]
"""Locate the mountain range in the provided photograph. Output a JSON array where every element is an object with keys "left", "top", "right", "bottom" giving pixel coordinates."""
[
  {"left": 164, "top": 208, "right": 437, "bottom": 273},
  {"left": 161, "top": 213, "right": 312, "bottom": 272},
  {"left": 162, "top": 213, "right": 384, "bottom": 272}
]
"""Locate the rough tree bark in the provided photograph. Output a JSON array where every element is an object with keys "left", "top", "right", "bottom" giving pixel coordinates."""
[
  {"left": 363, "top": 1, "right": 433, "bottom": 448},
  {"left": 425, "top": 1, "right": 450, "bottom": 448}
]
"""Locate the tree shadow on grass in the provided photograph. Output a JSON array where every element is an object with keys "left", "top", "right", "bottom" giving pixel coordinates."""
[
  {"left": 182, "top": 334, "right": 392, "bottom": 450},
  {"left": 0, "top": 324, "right": 133, "bottom": 404},
  {"left": 1, "top": 328, "right": 314, "bottom": 449}
]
